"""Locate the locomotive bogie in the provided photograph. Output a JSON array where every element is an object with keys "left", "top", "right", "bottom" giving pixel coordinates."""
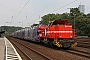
[{"left": 55, "top": 38, "right": 77, "bottom": 48}]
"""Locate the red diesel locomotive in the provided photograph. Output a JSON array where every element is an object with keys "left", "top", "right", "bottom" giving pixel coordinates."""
[
  {"left": 38, "top": 19, "right": 77, "bottom": 48},
  {"left": 13, "top": 19, "right": 77, "bottom": 48}
]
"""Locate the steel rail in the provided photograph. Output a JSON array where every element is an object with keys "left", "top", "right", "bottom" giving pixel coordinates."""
[
  {"left": 10, "top": 40, "right": 32, "bottom": 60},
  {"left": 14, "top": 40, "right": 52, "bottom": 60}
]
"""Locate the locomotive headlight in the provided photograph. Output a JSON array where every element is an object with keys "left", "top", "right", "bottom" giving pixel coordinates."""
[
  {"left": 60, "top": 34, "right": 62, "bottom": 38},
  {"left": 70, "top": 34, "right": 72, "bottom": 38},
  {"left": 60, "top": 36, "right": 62, "bottom": 38},
  {"left": 70, "top": 36, "right": 72, "bottom": 38}
]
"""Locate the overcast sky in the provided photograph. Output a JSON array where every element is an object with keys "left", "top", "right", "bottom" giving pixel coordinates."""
[{"left": 0, "top": 0, "right": 90, "bottom": 27}]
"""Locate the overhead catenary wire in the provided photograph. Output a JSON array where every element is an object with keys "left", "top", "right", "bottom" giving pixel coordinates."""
[
  {"left": 33, "top": 0, "right": 58, "bottom": 15},
  {"left": 50, "top": 0, "right": 78, "bottom": 13},
  {"left": 24, "top": 0, "right": 58, "bottom": 26},
  {"left": 29, "top": 0, "right": 78, "bottom": 26},
  {"left": 10, "top": 0, "right": 23, "bottom": 24},
  {"left": 0, "top": 0, "right": 30, "bottom": 26},
  {"left": 11, "top": 0, "right": 30, "bottom": 24}
]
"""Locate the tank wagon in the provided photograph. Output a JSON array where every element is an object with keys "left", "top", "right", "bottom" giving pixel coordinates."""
[{"left": 13, "top": 19, "right": 77, "bottom": 48}]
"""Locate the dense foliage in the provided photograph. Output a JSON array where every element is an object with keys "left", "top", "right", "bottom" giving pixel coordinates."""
[{"left": 39, "top": 8, "right": 90, "bottom": 37}]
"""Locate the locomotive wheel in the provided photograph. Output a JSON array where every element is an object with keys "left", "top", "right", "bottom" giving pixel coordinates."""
[
  {"left": 40, "top": 38, "right": 43, "bottom": 44},
  {"left": 63, "top": 43, "right": 71, "bottom": 48},
  {"left": 49, "top": 41, "right": 55, "bottom": 48}
]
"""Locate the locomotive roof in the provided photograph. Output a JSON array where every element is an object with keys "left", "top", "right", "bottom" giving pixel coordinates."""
[
  {"left": 53, "top": 20, "right": 68, "bottom": 23},
  {"left": 49, "top": 19, "right": 69, "bottom": 25}
]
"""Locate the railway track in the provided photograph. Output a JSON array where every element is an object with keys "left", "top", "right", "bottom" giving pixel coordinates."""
[
  {"left": 10, "top": 40, "right": 32, "bottom": 60},
  {"left": 8, "top": 37, "right": 52, "bottom": 60},
  {"left": 7, "top": 36, "right": 90, "bottom": 60},
  {"left": 77, "top": 38, "right": 90, "bottom": 48},
  {"left": 77, "top": 44, "right": 90, "bottom": 48},
  {"left": 65, "top": 38, "right": 90, "bottom": 59},
  {"left": 64, "top": 48, "right": 90, "bottom": 59}
]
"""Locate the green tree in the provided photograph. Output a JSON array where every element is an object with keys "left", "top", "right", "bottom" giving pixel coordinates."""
[{"left": 70, "top": 8, "right": 81, "bottom": 18}]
